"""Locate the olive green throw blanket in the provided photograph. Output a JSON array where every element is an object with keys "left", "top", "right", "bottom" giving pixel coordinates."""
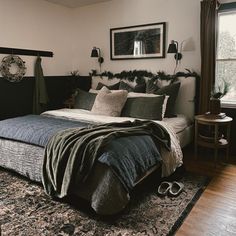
[{"left": 42, "top": 120, "right": 171, "bottom": 198}]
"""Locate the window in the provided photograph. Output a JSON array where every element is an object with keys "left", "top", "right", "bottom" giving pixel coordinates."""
[{"left": 216, "top": 7, "right": 236, "bottom": 108}]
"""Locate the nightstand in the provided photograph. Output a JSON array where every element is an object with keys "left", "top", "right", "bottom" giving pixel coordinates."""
[{"left": 195, "top": 114, "right": 233, "bottom": 164}]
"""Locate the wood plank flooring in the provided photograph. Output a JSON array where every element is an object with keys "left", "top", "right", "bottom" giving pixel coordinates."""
[{"left": 177, "top": 148, "right": 236, "bottom": 236}]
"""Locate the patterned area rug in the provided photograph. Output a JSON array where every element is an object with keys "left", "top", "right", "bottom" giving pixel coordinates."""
[{"left": 0, "top": 168, "right": 209, "bottom": 236}]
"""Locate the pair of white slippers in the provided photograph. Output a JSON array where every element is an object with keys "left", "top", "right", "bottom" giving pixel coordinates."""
[{"left": 157, "top": 181, "right": 184, "bottom": 196}]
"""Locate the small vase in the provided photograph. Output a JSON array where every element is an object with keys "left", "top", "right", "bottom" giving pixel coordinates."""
[{"left": 209, "top": 98, "right": 221, "bottom": 114}]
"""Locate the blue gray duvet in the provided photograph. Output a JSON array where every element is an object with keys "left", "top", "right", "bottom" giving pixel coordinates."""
[
  {"left": 0, "top": 115, "right": 164, "bottom": 192},
  {"left": 0, "top": 115, "right": 89, "bottom": 147}
]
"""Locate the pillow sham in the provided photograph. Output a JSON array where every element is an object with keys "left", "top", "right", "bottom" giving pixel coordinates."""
[
  {"left": 121, "top": 95, "right": 165, "bottom": 120},
  {"left": 91, "top": 87, "right": 128, "bottom": 117},
  {"left": 146, "top": 80, "right": 180, "bottom": 117},
  {"left": 127, "top": 92, "right": 169, "bottom": 118},
  {"left": 74, "top": 89, "right": 97, "bottom": 110},
  {"left": 119, "top": 81, "right": 146, "bottom": 93},
  {"left": 96, "top": 81, "right": 120, "bottom": 90}
]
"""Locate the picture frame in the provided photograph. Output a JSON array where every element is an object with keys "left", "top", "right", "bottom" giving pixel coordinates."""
[{"left": 110, "top": 22, "right": 166, "bottom": 60}]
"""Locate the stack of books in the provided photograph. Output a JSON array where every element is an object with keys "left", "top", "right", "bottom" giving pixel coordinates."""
[{"left": 204, "top": 112, "right": 226, "bottom": 119}]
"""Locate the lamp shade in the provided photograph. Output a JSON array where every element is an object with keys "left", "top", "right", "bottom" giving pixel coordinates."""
[
  {"left": 167, "top": 42, "right": 177, "bottom": 53},
  {"left": 91, "top": 47, "right": 99, "bottom": 57}
]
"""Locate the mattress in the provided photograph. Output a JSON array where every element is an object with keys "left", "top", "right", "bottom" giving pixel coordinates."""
[
  {"left": 163, "top": 114, "right": 193, "bottom": 148},
  {"left": 43, "top": 109, "right": 193, "bottom": 148},
  {"left": 163, "top": 114, "right": 192, "bottom": 134}
]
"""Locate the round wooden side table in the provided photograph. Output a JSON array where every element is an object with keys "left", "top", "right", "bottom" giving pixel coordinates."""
[{"left": 194, "top": 114, "right": 233, "bottom": 165}]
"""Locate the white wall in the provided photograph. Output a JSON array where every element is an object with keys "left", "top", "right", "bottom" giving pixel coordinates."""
[
  {"left": 0, "top": 0, "right": 201, "bottom": 77},
  {"left": 72, "top": 0, "right": 201, "bottom": 75},
  {"left": 0, "top": 0, "right": 73, "bottom": 76}
]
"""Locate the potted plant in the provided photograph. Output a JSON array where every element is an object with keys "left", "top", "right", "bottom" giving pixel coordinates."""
[{"left": 209, "top": 80, "right": 229, "bottom": 114}]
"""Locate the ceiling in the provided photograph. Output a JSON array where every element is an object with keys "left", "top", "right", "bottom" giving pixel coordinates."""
[{"left": 44, "top": 0, "right": 111, "bottom": 8}]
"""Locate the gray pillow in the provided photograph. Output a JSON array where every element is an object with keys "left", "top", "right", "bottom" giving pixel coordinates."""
[
  {"left": 96, "top": 81, "right": 120, "bottom": 90},
  {"left": 119, "top": 81, "right": 146, "bottom": 93},
  {"left": 146, "top": 80, "right": 180, "bottom": 117},
  {"left": 121, "top": 95, "right": 165, "bottom": 120},
  {"left": 74, "top": 89, "right": 97, "bottom": 110},
  {"left": 91, "top": 87, "right": 128, "bottom": 117}
]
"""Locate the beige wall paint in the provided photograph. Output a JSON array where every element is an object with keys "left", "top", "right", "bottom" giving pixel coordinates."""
[
  {"left": 0, "top": 0, "right": 73, "bottom": 76},
  {"left": 0, "top": 0, "right": 201, "bottom": 76},
  {"left": 72, "top": 0, "right": 201, "bottom": 75}
]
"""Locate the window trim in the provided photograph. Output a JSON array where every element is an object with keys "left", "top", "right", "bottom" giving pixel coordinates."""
[
  {"left": 216, "top": 5, "right": 236, "bottom": 109},
  {"left": 221, "top": 101, "right": 236, "bottom": 109}
]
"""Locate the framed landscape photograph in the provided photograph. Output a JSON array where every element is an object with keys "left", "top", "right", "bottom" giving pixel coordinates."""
[{"left": 110, "top": 22, "right": 166, "bottom": 60}]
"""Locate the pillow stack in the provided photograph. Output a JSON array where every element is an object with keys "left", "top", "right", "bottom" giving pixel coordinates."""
[{"left": 74, "top": 77, "right": 181, "bottom": 120}]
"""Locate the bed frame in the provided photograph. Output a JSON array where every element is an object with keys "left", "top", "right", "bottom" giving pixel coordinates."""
[{"left": 0, "top": 74, "right": 196, "bottom": 215}]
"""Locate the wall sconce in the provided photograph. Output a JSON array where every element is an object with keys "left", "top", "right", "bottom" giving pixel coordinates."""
[
  {"left": 91, "top": 47, "right": 104, "bottom": 72},
  {"left": 167, "top": 40, "right": 182, "bottom": 73}
]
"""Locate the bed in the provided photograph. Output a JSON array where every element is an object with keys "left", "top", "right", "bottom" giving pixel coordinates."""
[{"left": 0, "top": 75, "right": 196, "bottom": 215}]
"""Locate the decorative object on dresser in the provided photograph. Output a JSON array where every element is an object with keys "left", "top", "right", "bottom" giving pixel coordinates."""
[
  {"left": 110, "top": 22, "right": 166, "bottom": 60},
  {"left": 195, "top": 114, "right": 233, "bottom": 166}
]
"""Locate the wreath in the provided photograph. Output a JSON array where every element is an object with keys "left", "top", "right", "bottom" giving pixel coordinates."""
[{"left": 0, "top": 55, "right": 27, "bottom": 82}]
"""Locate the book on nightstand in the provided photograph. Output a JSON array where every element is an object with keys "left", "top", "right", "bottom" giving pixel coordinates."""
[{"left": 204, "top": 112, "right": 226, "bottom": 119}]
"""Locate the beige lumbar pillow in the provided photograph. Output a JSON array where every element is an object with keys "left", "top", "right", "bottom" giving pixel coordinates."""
[{"left": 91, "top": 86, "right": 128, "bottom": 117}]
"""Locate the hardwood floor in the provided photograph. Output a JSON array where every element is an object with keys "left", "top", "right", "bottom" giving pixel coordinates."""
[{"left": 177, "top": 147, "right": 236, "bottom": 236}]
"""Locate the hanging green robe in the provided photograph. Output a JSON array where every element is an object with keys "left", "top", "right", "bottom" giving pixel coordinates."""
[{"left": 33, "top": 56, "right": 49, "bottom": 114}]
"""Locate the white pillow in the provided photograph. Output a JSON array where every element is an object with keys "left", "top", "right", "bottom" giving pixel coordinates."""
[{"left": 91, "top": 87, "right": 128, "bottom": 117}]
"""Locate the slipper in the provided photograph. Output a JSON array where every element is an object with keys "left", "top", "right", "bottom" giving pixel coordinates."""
[
  {"left": 157, "top": 181, "right": 172, "bottom": 196},
  {"left": 169, "top": 181, "right": 184, "bottom": 196}
]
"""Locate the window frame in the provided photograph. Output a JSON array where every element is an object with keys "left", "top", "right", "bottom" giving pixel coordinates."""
[{"left": 216, "top": 3, "right": 236, "bottom": 108}]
